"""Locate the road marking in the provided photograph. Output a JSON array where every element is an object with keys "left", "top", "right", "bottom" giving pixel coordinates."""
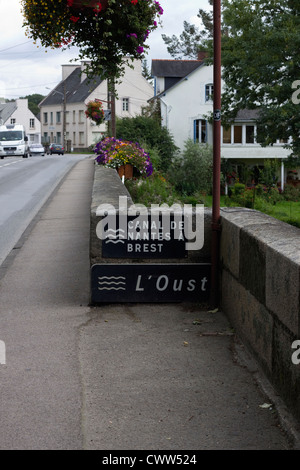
[{"left": 0, "top": 160, "right": 23, "bottom": 168}]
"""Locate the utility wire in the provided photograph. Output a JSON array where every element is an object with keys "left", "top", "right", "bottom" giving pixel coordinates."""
[{"left": 0, "top": 39, "right": 34, "bottom": 53}]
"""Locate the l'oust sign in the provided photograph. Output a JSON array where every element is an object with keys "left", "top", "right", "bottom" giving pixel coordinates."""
[{"left": 91, "top": 264, "right": 210, "bottom": 303}]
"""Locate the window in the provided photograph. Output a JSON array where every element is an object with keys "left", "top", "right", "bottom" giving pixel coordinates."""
[
  {"left": 246, "top": 125, "right": 255, "bottom": 144},
  {"left": 234, "top": 125, "right": 242, "bottom": 144},
  {"left": 57, "top": 132, "right": 61, "bottom": 144},
  {"left": 50, "top": 112, "right": 53, "bottom": 125},
  {"left": 223, "top": 127, "right": 231, "bottom": 144},
  {"left": 30, "top": 118, "right": 35, "bottom": 129},
  {"left": 122, "top": 98, "right": 129, "bottom": 112},
  {"left": 10, "top": 118, "right": 16, "bottom": 125},
  {"left": 73, "top": 110, "right": 76, "bottom": 123},
  {"left": 205, "top": 84, "right": 214, "bottom": 102},
  {"left": 222, "top": 124, "right": 257, "bottom": 144},
  {"left": 56, "top": 112, "right": 61, "bottom": 124},
  {"left": 194, "top": 119, "right": 207, "bottom": 143},
  {"left": 79, "top": 132, "right": 84, "bottom": 145},
  {"left": 79, "top": 110, "right": 84, "bottom": 123},
  {"left": 73, "top": 132, "right": 76, "bottom": 145},
  {"left": 43, "top": 113, "right": 48, "bottom": 124}
]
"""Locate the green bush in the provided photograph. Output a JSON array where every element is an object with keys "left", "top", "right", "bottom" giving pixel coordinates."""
[
  {"left": 232, "top": 182, "right": 246, "bottom": 196},
  {"left": 263, "top": 186, "right": 282, "bottom": 205},
  {"left": 283, "top": 184, "right": 300, "bottom": 202},
  {"left": 125, "top": 173, "right": 179, "bottom": 206},
  {"left": 167, "top": 140, "right": 213, "bottom": 196},
  {"left": 116, "top": 116, "right": 178, "bottom": 172}
]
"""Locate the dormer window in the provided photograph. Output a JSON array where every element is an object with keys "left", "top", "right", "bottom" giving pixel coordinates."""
[{"left": 205, "top": 84, "right": 214, "bottom": 102}]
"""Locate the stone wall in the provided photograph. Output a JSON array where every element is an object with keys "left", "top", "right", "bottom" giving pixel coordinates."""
[
  {"left": 220, "top": 207, "right": 300, "bottom": 420},
  {"left": 90, "top": 165, "right": 300, "bottom": 418}
]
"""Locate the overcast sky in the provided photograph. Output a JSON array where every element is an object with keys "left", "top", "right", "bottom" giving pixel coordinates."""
[{"left": 1, "top": 0, "right": 210, "bottom": 99}]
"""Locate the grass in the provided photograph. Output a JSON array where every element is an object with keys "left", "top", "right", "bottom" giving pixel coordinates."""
[
  {"left": 125, "top": 174, "right": 300, "bottom": 229},
  {"left": 205, "top": 195, "right": 300, "bottom": 228}
]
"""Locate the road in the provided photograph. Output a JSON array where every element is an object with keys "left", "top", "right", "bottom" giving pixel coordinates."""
[{"left": 0, "top": 154, "right": 90, "bottom": 266}]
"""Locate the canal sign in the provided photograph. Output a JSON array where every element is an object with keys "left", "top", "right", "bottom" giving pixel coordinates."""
[{"left": 91, "top": 263, "right": 211, "bottom": 303}]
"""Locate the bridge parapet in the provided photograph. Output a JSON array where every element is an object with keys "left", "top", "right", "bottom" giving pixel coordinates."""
[{"left": 220, "top": 208, "right": 300, "bottom": 421}]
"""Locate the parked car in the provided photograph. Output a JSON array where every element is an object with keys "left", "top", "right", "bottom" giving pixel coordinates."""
[
  {"left": 48, "top": 143, "right": 64, "bottom": 155},
  {"left": 29, "top": 143, "right": 45, "bottom": 156}
]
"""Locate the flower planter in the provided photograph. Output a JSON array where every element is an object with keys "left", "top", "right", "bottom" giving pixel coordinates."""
[{"left": 118, "top": 164, "right": 133, "bottom": 179}]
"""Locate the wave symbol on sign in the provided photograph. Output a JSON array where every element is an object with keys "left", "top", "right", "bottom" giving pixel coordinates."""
[
  {"left": 105, "top": 228, "right": 126, "bottom": 245},
  {"left": 98, "top": 276, "right": 126, "bottom": 291}
]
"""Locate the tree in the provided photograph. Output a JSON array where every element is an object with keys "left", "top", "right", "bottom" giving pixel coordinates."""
[
  {"left": 141, "top": 59, "right": 153, "bottom": 83},
  {"left": 221, "top": 0, "right": 300, "bottom": 165},
  {"left": 161, "top": 0, "right": 213, "bottom": 59}
]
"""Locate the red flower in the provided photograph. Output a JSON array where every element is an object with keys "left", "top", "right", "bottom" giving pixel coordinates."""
[
  {"left": 70, "top": 15, "right": 80, "bottom": 22},
  {"left": 93, "top": 2, "right": 103, "bottom": 13},
  {"left": 131, "top": 0, "right": 138, "bottom": 4}
]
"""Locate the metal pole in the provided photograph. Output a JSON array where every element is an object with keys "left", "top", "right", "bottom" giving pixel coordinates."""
[
  {"left": 107, "top": 77, "right": 116, "bottom": 138},
  {"left": 210, "top": 0, "right": 222, "bottom": 308}
]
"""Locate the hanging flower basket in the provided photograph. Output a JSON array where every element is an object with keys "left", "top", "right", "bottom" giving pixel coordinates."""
[
  {"left": 85, "top": 99, "right": 105, "bottom": 125},
  {"left": 94, "top": 137, "right": 153, "bottom": 178},
  {"left": 68, "top": 0, "right": 109, "bottom": 10},
  {"left": 21, "top": 0, "right": 163, "bottom": 79}
]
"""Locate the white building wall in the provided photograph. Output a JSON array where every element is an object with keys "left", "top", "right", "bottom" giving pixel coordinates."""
[
  {"left": 40, "top": 60, "right": 154, "bottom": 150},
  {"left": 7, "top": 99, "right": 41, "bottom": 143},
  {"left": 159, "top": 64, "right": 292, "bottom": 166},
  {"left": 160, "top": 65, "right": 219, "bottom": 150}
]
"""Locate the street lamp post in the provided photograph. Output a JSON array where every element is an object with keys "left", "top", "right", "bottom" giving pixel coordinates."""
[
  {"left": 210, "top": 0, "right": 222, "bottom": 308},
  {"left": 46, "top": 87, "right": 67, "bottom": 149}
]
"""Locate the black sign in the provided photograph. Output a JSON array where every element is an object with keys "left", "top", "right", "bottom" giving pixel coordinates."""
[
  {"left": 213, "top": 109, "right": 221, "bottom": 121},
  {"left": 91, "top": 263, "right": 211, "bottom": 303},
  {"left": 101, "top": 214, "right": 187, "bottom": 259}
]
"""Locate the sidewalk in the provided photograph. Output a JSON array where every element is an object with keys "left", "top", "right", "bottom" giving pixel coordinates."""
[{"left": 0, "top": 157, "right": 297, "bottom": 450}]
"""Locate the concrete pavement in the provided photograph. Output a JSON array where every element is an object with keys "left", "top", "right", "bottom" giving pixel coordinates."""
[{"left": 0, "top": 157, "right": 298, "bottom": 450}]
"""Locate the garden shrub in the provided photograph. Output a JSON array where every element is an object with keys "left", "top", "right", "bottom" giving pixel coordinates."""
[
  {"left": 125, "top": 173, "right": 179, "bottom": 206},
  {"left": 283, "top": 184, "right": 300, "bottom": 202},
  {"left": 167, "top": 140, "right": 213, "bottom": 196}
]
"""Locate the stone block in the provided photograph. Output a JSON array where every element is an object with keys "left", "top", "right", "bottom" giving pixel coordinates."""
[
  {"left": 266, "top": 244, "right": 300, "bottom": 336},
  {"left": 239, "top": 229, "right": 266, "bottom": 305},
  {"left": 221, "top": 270, "right": 273, "bottom": 373},
  {"left": 272, "top": 319, "right": 300, "bottom": 421},
  {"left": 220, "top": 216, "right": 240, "bottom": 279}
]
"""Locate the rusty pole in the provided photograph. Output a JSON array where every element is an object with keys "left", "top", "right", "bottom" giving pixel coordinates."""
[{"left": 210, "top": 0, "right": 222, "bottom": 308}]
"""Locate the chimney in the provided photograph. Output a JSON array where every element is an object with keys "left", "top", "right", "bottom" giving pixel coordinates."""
[
  {"left": 197, "top": 51, "right": 208, "bottom": 61},
  {"left": 62, "top": 64, "right": 79, "bottom": 81},
  {"left": 81, "top": 61, "right": 91, "bottom": 83}
]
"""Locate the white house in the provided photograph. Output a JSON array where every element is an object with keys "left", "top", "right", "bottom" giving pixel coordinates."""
[
  {"left": 151, "top": 59, "right": 294, "bottom": 189},
  {"left": 39, "top": 59, "right": 154, "bottom": 151},
  {"left": 0, "top": 98, "right": 41, "bottom": 143}
]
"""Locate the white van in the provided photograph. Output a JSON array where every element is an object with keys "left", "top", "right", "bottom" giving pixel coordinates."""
[{"left": 0, "top": 124, "right": 29, "bottom": 159}]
